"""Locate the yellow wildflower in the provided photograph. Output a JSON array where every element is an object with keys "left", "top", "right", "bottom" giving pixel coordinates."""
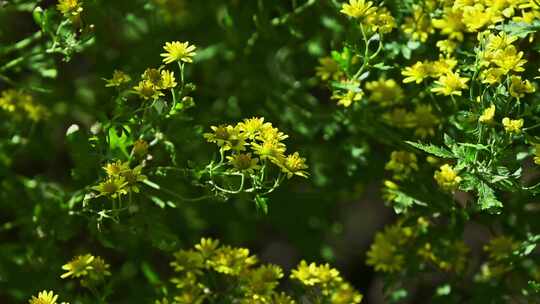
[
  {"left": 365, "top": 78, "right": 403, "bottom": 106},
  {"left": 492, "top": 45, "right": 527, "bottom": 73},
  {"left": 401, "top": 5, "right": 434, "bottom": 42},
  {"left": 315, "top": 57, "right": 343, "bottom": 81},
  {"left": 340, "top": 0, "right": 376, "bottom": 19},
  {"left": 432, "top": 7, "right": 466, "bottom": 41},
  {"left": 462, "top": 4, "right": 494, "bottom": 32},
  {"left": 160, "top": 41, "right": 197, "bottom": 64},
  {"left": 105, "top": 70, "right": 131, "bottom": 87},
  {"left": 431, "top": 71, "right": 469, "bottom": 96},
  {"left": 366, "top": 228, "right": 405, "bottom": 273},
  {"left": 133, "top": 80, "right": 164, "bottom": 100},
  {"left": 509, "top": 75, "right": 535, "bottom": 98},
  {"left": 434, "top": 164, "right": 461, "bottom": 191},
  {"left": 57, "top": 0, "right": 83, "bottom": 17},
  {"left": 28, "top": 290, "right": 65, "bottom": 304},
  {"left": 331, "top": 87, "right": 363, "bottom": 107},
  {"left": 411, "top": 104, "right": 440, "bottom": 138},
  {"left": 61, "top": 254, "right": 95, "bottom": 279},
  {"left": 502, "top": 117, "right": 524, "bottom": 133},
  {"left": 160, "top": 70, "right": 177, "bottom": 89},
  {"left": 276, "top": 152, "right": 309, "bottom": 178},
  {"left": 436, "top": 39, "right": 458, "bottom": 54},
  {"left": 479, "top": 104, "right": 496, "bottom": 123},
  {"left": 290, "top": 260, "right": 341, "bottom": 287},
  {"left": 402, "top": 61, "right": 430, "bottom": 84},
  {"left": 385, "top": 151, "right": 418, "bottom": 180},
  {"left": 91, "top": 177, "right": 128, "bottom": 198}
]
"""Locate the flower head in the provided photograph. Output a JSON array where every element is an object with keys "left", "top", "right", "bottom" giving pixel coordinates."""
[
  {"left": 227, "top": 153, "right": 261, "bottom": 173},
  {"left": 61, "top": 254, "right": 95, "bottom": 279},
  {"left": 431, "top": 71, "right": 469, "bottom": 96},
  {"left": 276, "top": 152, "right": 309, "bottom": 178},
  {"left": 28, "top": 290, "right": 65, "bottom": 304},
  {"left": 92, "top": 177, "right": 128, "bottom": 198},
  {"left": 340, "top": 0, "right": 376, "bottom": 19},
  {"left": 57, "top": 0, "right": 83, "bottom": 17},
  {"left": 509, "top": 75, "right": 535, "bottom": 98},
  {"left": 365, "top": 78, "right": 404, "bottom": 106},
  {"left": 502, "top": 117, "right": 524, "bottom": 134},
  {"left": 479, "top": 104, "right": 495, "bottom": 123},
  {"left": 105, "top": 70, "right": 131, "bottom": 87},
  {"left": 160, "top": 41, "right": 197, "bottom": 64},
  {"left": 434, "top": 164, "right": 461, "bottom": 191}
]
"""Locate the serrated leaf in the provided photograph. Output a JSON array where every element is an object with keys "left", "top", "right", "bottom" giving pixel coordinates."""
[
  {"left": 477, "top": 182, "right": 503, "bottom": 213},
  {"left": 406, "top": 141, "right": 455, "bottom": 158}
]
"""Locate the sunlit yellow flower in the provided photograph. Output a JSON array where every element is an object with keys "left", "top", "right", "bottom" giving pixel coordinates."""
[
  {"left": 479, "top": 104, "right": 496, "bottom": 123},
  {"left": 92, "top": 177, "right": 128, "bottom": 198},
  {"left": 57, "top": 0, "right": 83, "bottom": 17},
  {"left": 509, "top": 75, "right": 535, "bottom": 98},
  {"left": 431, "top": 71, "right": 469, "bottom": 96},
  {"left": 367, "top": 7, "right": 396, "bottom": 34},
  {"left": 432, "top": 7, "right": 466, "bottom": 41},
  {"left": 331, "top": 88, "right": 363, "bottom": 107},
  {"left": 160, "top": 70, "right": 177, "bottom": 89},
  {"left": 480, "top": 67, "right": 505, "bottom": 85},
  {"left": 436, "top": 39, "right": 458, "bottom": 54},
  {"left": 160, "top": 41, "right": 197, "bottom": 64},
  {"left": 462, "top": 4, "right": 494, "bottom": 32},
  {"left": 290, "top": 260, "right": 341, "bottom": 287},
  {"left": 237, "top": 117, "right": 270, "bottom": 139},
  {"left": 251, "top": 140, "right": 286, "bottom": 160},
  {"left": 492, "top": 45, "right": 527, "bottom": 73},
  {"left": 133, "top": 80, "right": 164, "bottom": 100},
  {"left": 340, "top": 0, "right": 376, "bottom": 19},
  {"left": 61, "top": 254, "right": 95, "bottom": 279},
  {"left": 103, "top": 160, "right": 130, "bottom": 177},
  {"left": 276, "top": 152, "right": 308, "bottom": 178},
  {"left": 28, "top": 290, "right": 64, "bottom": 304},
  {"left": 204, "top": 124, "right": 234, "bottom": 147},
  {"left": 105, "top": 70, "right": 131, "bottom": 87},
  {"left": 502, "top": 117, "right": 524, "bottom": 133},
  {"left": 402, "top": 61, "right": 430, "bottom": 84},
  {"left": 434, "top": 164, "right": 461, "bottom": 191}
]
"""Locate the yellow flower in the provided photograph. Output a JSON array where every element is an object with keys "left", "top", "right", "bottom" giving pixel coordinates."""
[
  {"left": 402, "top": 61, "right": 430, "bottom": 84},
  {"left": 382, "top": 108, "right": 414, "bottom": 128},
  {"left": 502, "top": 117, "right": 524, "bottom": 133},
  {"left": 411, "top": 104, "right": 440, "bottom": 138},
  {"left": 401, "top": 5, "right": 434, "bottom": 42},
  {"left": 204, "top": 124, "right": 234, "bottom": 147},
  {"left": 367, "top": 7, "right": 396, "bottom": 34},
  {"left": 385, "top": 151, "right": 418, "bottom": 180},
  {"left": 480, "top": 67, "right": 505, "bottom": 85},
  {"left": 160, "top": 41, "right": 197, "bottom": 64},
  {"left": 237, "top": 117, "right": 270, "bottom": 139},
  {"left": 340, "top": 0, "right": 376, "bottom": 19},
  {"left": 462, "top": 4, "right": 493, "bottom": 32},
  {"left": 227, "top": 153, "right": 261, "bottom": 173},
  {"left": 91, "top": 177, "right": 128, "bottom": 198},
  {"left": 315, "top": 57, "right": 343, "bottom": 81},
  {"left": 479, "top": 104, "right": 496, "bottom": 123},
  {"left": 365, "top": 78, "right": 404, "bottom": 106},
  {"left": 103, "top": 160, "right": 130, "bottom": 177},
  {"left": 105, "top": 70, "right": 131, "bottom": 87},
  {"left": 120, "top": 165, "right": 147, "bottom": 193},
  {"left": 509, "top": 75, "right": 535, "bottom": 98},
  {"left": 133, "top": 80, "right": 164, "bottom": 100},
  {"left": 434, "top": 164, "right": 461, "bottom": 191},
  {"left": 290, "top": 260, "right": 341, "bottom": 287},
  {"left": 276, "top": 152, "right": 309, "bottom": 178},
  {"left": 330, "top": 283, "right": 363, "bottom": 304},
  {"left": 195, "top": 238, "right": 220, "bottom": 258},
  {"left": 251, "top": 140, "right": 286, "bottom": 160},
  {"left": 160, "top": 70, "right": 177, "bottom": 89},
  {"left": 57, "top": 0, "right": 83, "bottom": 17},
  {"left": 492, "top": 45, "right": 527, "bottom": 73},
  {"left": 436, "top": 39, "right": 458, "bottom": 54},
  {"left": 486, "top": 32, "right": 518, "bottom": 51},
  {"left": 432, "top": 7, "right": 466, "bottom": 41},
  {"left": 366, "top": 228, "right": 405, "bottom": 273},
  {"left": 331, "top": 88, "right": 363, "bottom": 107},
  {"left": 534, "top": 144, "right": 540, "bottom": 165},
  {"left": 61, "top": 254, "right": 95, "bottom": 279},
  {"left": 132, "top": 139, "right": 149, "bottom": 158},
  {"left": 208, "top": 246, "right": 258, "bottom": 275},
  {"left": 28, "top": 290, "right": 65, "bottom": 304},
  {"left": 431, "top": 71, "right": 469, "bottom": 96}
]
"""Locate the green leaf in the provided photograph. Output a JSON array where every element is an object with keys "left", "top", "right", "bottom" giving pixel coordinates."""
[
  {"left": 255, "top": 195, "right": 269, "bottom": 214},
  {"left": 406, "top": 141, "right": 455, "bottom": 158},
  {"left": 477, "top": 182, "right": 503, "bottom": 213}
]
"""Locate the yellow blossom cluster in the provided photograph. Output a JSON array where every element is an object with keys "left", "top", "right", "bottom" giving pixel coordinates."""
[
  {"left": 61, "top": 253, "right": 111, "bottom": 286},
  {"left": 385, "top": 150, "right": 419, "bottom": 180},
  {"left": 434, "top": 164, "right": 462, "bottom": 191},
  {"left": 0, "top": 89, "right": 49, "bottom": 122},
  {"left": 204, "top": 117, "right": 308, "bottom": 179},
  {"left": 133, "top": 67, "right": 178, "bottom": 100},
  {"left": 28, "top": 290, "right": 70, "bottom": 304},
  {"left": 163, "top": 238, "right": 362, "bottom": 304},
  {"left": 92, "top": 160, "right": 147, "bottom": 198},
  {"left": 340, "top": 0, "right": 396, "bottom": 34}
]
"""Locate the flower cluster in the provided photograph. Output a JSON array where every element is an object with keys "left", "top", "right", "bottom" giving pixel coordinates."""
[
  {"left": 434, "top": 164, "right": 462, "bottom": 191},
  {"left": 92, "top": 160, "right": 147, "bottom": 199},
  {"left": 161, "top": 238, "right": 362, "bottom": 304},
  {"left": 0, "top": 89, "right": 49, "bottom": 122},
  {"left": 340, "top": 0, "right": 396, "bottom": 34},
  {"left": 203, "top": 117, "right": 308, "bottom": 208},
  {"left": 28, "top": 290, "right": 69, "bottom": 304},
  {"left": 61, "top": 253, "right": 111, "bottom": 286}
]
